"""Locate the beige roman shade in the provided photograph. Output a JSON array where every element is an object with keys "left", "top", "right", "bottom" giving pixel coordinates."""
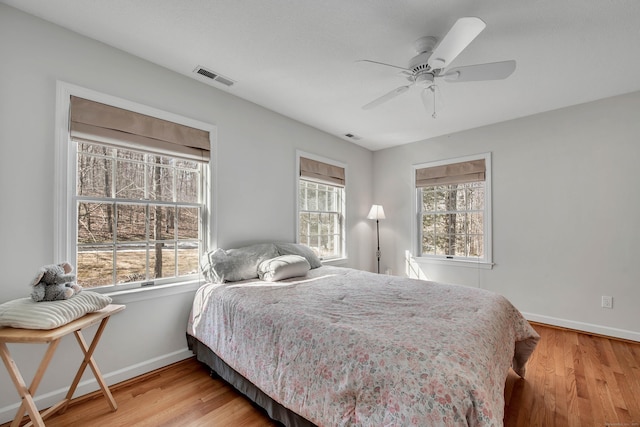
[
  {"left": 300, "top": 157, "right": 345, "bottom": 186},
  {"left": 416, "top": 158, "right": 485, "bottom": 187},
  {"left": 70, "top": 96, "right": 210, "bottom": 161}
]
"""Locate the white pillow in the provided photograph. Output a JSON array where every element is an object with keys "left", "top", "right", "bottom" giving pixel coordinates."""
[
  {"left": 274, "top": 242, "right": 322, "bottom": 269},
  {"left": 200, "top": 243, "right": 279, "bottom": 282},
  {"left": 258, "top": 255, "right": 310, "bottom": 282},
  {"left": 0, "top": 291, "right": 112, "bottom": 330}
]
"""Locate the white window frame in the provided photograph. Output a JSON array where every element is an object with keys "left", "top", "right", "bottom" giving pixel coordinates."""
[
  {"left": 54, "top": 81, "right": 217, "bottom": 299},
  {"left": 412, "top": 152, "right": 493, "bottom": 269},
  {"left": 295, "top": 151, "right": 347, "bottom": 261}
]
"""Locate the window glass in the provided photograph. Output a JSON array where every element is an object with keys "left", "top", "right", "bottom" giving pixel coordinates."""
[
  {"left": 298, "top": 179, "right": 344, "bottom": 260},
  {"left": 419, "top": 182, "right": 485, "bottom": 258},
  {"left": 74, "top": 141, "right": 205, "bottom": 289}
]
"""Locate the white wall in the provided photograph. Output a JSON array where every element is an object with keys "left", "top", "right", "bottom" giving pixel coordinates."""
[
  {"left": 0, "top": 5, "right": 374, "bottom": 422},
  {"left": 373, "top": 91, "right": 640, "bottom": 341}
]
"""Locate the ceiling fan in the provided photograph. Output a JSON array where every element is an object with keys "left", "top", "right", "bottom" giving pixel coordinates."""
[{"left": 360, "top": 17, "right": 516, "bottom": 118}]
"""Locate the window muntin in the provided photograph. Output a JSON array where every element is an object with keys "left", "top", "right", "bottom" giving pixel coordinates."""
[
  {"left": 75, "top": 141, "right": 204, "bottom": 289},
  {"left": 298, "top": 179, "right": 344, "bottom": 260}
]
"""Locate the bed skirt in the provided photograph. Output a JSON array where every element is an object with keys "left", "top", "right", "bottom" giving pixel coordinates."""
[{"left": 186, "top": 334, "right": 316, "bottom": 427}]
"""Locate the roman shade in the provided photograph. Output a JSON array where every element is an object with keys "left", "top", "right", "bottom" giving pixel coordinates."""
[
  {"left": 416, "top": 159, "right": 485, "bottom": 187},
  {"left": 70, "top": 96, "right": 210, "bottom": 161},
  {"left": 300, "top": 157, "right": 345, "bottom": 186}
]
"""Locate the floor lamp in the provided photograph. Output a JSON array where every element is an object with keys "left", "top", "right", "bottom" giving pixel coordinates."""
[{"left": 367, "top": 205, "right": 385, "bottom": 273}]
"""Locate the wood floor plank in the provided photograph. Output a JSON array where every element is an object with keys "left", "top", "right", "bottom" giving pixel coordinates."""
[
  {"left": 579, "top": 333, "right": 615, "bottom": 425},
  {"left": 613, "top": 371, "right": 638, "bottom": 423},
  {"left": 2, "top": 323, "right": 639, "bottom": 427},
  {"left": 560, "top": 329, "right": 580, "bottom": 427},
  {"left": 572, "top": 337, "right": 595, "bottom": 426},
  {"left": 551, "top": 329, "right": 569, "bottom": 426}
]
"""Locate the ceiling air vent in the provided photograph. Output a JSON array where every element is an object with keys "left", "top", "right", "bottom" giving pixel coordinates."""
[{"left": 193, "top": 66, "right": 235, "bottom": 87}]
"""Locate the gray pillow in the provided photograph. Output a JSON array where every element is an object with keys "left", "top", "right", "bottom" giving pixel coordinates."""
[
  {"left": 274, "top": 242, "right": 322, "bottom": 269},
  {"left": 258, "top": 255, "right": 310, "bottom": 281},
  {"left": 201, "top": 243, "right": 279, "bottom": 282},
  {"left": 0, "top": 291, "right": 112, "bottom": 330}
]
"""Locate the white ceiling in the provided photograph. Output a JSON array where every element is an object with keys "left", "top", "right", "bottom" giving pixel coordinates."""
[{"left": 4, "top": 0, "right": 640, "bottom": 151}]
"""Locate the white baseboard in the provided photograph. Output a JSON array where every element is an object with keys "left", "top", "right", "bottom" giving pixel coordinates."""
[
  {"left": 0, "top": 347, "right": 193, "bottom": 424},
  {"left": 523, "top": 312, "right": 640, "bottom": 342}
]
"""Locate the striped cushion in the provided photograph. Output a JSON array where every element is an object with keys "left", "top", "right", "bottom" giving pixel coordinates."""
[{"left": 0, "top": 292, "right": 112, "bottom": 330}]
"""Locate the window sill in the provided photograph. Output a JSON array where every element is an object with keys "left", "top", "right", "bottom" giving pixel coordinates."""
[
  {"left": 414, "top": 257, "right": 494, "bottom": 270},
  {"left": 105, "top": 279, "right": 204, "bottom": 304}
]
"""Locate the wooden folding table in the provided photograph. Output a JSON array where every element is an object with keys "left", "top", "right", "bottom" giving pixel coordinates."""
[{"left": 0, "top": 304, "right": 125, "bottom": 427}]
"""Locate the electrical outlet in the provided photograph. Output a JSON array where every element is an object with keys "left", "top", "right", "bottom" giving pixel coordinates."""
[{"left": 601, "top": 295, "right": 613, "bottom": 309}]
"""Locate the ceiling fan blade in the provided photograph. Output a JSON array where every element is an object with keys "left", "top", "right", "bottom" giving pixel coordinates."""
[
  {"left": 428, "top": 17, "right": 486, "bottom": 69},
  {"left": 357, "top": 59, "right": 411, "bottom": 73},
  {"left": 442, "top": 60, "right": 516, "bottom": 82},
  {"left": 362, "top": 85, "right": 412, "bottom": 110}
]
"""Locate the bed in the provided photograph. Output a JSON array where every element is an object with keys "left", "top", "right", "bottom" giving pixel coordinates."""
[{"left": 187, "top": 243, "right": 539, "bottom": 427}]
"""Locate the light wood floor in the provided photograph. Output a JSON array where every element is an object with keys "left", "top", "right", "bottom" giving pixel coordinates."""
[
  {"left": 504, "top": 323, "right": 640, "bottom": 427},
  {"left": 3, "top": 323, "right": 639, "bottom": 427}
]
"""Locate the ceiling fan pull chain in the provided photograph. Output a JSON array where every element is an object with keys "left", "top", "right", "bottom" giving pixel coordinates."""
[{"left": 432, "top": 86, "right": 437, "bottom": 119}]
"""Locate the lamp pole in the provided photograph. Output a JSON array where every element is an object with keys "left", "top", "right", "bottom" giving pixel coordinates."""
[
  {"left": 375, "top": 218, "right": 381, "bottom": 273},
  {"left": 367, "top": 204, "right": 385, "bottom": 274}
]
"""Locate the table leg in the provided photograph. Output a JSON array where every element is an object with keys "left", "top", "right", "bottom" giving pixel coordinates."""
[
  {"left": 0, "top": 340, "right": 59, "bottom": 427},
  {"left": 58, "top": 316, "right": 117, "bottom": 414}
]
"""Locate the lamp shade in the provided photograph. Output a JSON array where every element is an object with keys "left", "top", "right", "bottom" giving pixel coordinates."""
[{"left": 367, "top": 205, "right": 386, "bottom": 220}]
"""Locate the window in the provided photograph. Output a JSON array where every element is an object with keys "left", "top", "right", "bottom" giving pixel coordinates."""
[
  {"left": 75, "top": 142, "right": 204, "bottom": 287},
  {"left": 297, "top": 154, "right": 346, "bottom": 260},
  {"left": 415, "top": 153, "right": 492, "bottom": 264},
  {"left": 56, "top": 87, "right": 213, "bottom": 292}
]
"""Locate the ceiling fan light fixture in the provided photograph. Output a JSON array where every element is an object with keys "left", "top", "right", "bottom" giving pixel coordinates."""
[
  {"left": 415, "top": 73, "right": 434, "bottom": 87},
  {"left": 421, "top": 85, "right": 444, "bottom": 119}
]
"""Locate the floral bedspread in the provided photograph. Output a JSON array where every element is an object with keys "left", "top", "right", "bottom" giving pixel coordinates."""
[{"left": 187, "top": 266, "right": 539, "bottom": 426}]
